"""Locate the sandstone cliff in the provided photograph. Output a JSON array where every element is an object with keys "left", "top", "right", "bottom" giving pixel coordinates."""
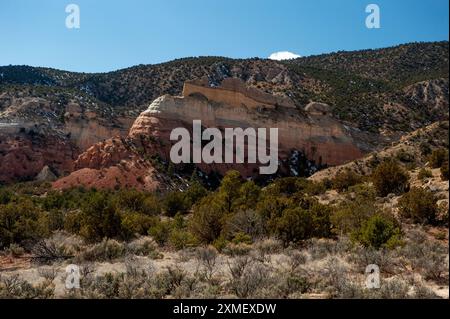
[{"left": 54, "top": 78, "right": 364, "bottom": 190}]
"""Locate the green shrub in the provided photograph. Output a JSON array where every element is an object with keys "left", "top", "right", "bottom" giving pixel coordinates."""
[
  {"left": 43, "top": 207, "right": 61, "bottom": 229},
  {"left": 190, "top": 194, "right": 226, "bottom": 244},
  {"left": 235, "top": 181, "right": 261, "bottom": 210},
  {"left": 218, "top": 170, "right": 243, "bottom": 213},
  {"left": 275, "top": 208, "right": 314, "bottom": 246},
  {"left": 0, "top": 188, "right": 13, "bottom": 205},
  {"left": 331, "top": 170, "right": 362, "bottom": 192},
  {"left": 63, "top": 210, "right": 82, "bottom": 234},
  {"left": 331, "top": 188, "right": 376, "bottom": 236},
  {"left": 148, "top": 219, "right": 172, "bottom": 245},
  {"left": 78, "top": 192, "right": 123, "bottom": 242},
  {"left": 184, "top": 181, "right": 208, "bottom": 206},
  {"left": 231, "top": 232, "right": 253, "bottom": 245},
  {"left": 256, "top": 196, "right": 292, "bottom": 234},
  {"left": 304, "top": 181, "right": 327, "bottom": 195},
  {"left": 417, "top": 168, "right": 433, "bottom": 180},
  {"left": 398, "top": 187, "right": 438, "bottom": 225},
  {"left": 352, "top": 214, "right": 402, "bottom": 249},
  {"left": 162, "top": 191, "right": 189, "bottom": 217},
  {"left": 309, "top": 203, "right": 333, "bottom": 238},
  {"left": 271, "top": 177, "right": 300, "bottom": 195},
  {"left": 212, "top": 235, "right": 228, "bottom": 252},
  {"left": 372, "top": 159, "right": 409, "bottom": 197},
  {"left": 0, "top": 199, "right": 48, "bottom": 249},
  {"left": 169, "top": 229, "right": 198, "bottom": 250},
  {"left": 428, "top": 148, "right": 448, "bottom": 168},
  {"left": 114, "top": 190, "right": 161, "bottom": 216},
  {"left": 224, "top": 210, "right": 264, "bottom": 241},
  {"left": 120, "top": 212, "right": 157, "bottom": 239}
]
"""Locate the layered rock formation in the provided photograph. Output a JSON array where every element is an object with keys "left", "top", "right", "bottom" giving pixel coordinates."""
[
  {"left": 0, "top": 93, "right": 131, "bottom": 184},
  {"left": 54, "top": 78, "right": 364, "bottom": 190},
  {"left": 1, "top": 42, "right": 448, "bottom": 185},
  {"left": 133, "top": 78, "right": 362, "bottom": 164}
]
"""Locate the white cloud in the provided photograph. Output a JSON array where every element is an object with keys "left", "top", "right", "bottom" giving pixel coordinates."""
[{"left": 268, "top": 51, "right": 301, "bottom": 61}]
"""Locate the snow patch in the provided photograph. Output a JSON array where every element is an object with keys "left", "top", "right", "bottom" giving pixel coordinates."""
[{"left": 269, "top": 51, "right": 301, "bottom": 61}]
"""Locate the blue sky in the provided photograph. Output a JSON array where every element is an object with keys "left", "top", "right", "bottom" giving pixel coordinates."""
[{"left": 0, "top": 0, "right": 448, "bottom": 72}]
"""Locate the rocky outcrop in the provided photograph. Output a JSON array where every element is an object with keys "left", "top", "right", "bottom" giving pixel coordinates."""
[
  {"left": 183, "top": 77, "right": 296, "bottom": 109},
  {"left": 130, "top": 79, "right": 363, "bottom": 167},
  {"left": 404, "top": 78, "right": 449, "bottom": 112},
  {"left": 54, "top": 78, "right": 365, "bottom": 190},
  {"left": 35, "top": 165, "right": 58, "bottom": 182},
  {"left": 0, "top": 130, "right": 76, "bottom": 183},
  {"left": 0, "top": 92, "right": 132, "bottom": 183},
  {"left": 309, "top": 121, "right": 449, "bottom": 181}
]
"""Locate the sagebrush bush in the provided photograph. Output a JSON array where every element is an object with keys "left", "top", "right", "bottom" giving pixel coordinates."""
[
  {"left": 227, "top": 258, "right": 268, "bottom": 298},
  {"left": 78, "top": 239, "right": 126, "bottom": 262},
  {"left": 402, "top": 231, "right": 448, "bottom": 282},
  {"left": 0, "top": 275, "right": 54, "bottom": 299},
  {"left": 398, "top": 187, "right": 438, "bottom": 225},
  {"left": 74, "top": 270, "right": 166, "bottom": 299},
  {"left": 5, "top": 243, "right": 25, "bottom": 257},
  {"left": 277, "top": 273, "right": 311, "bottom": 297},
  {"left": 127, "top": 237, "right": 162, "bottom": 259},
  {"left": 195, "top": 246, "right": 218, "bottom": 281},
  {"left": 31, "top": 239, "right": 73, "bottom": 264}
]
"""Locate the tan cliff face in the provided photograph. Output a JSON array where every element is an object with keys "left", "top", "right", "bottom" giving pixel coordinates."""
[
  {"left": 131, "top": 78, "right": 363, "bottom": 167},
  {"left": 54, "top": 78, "right": 364, "bottom": 190}
]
